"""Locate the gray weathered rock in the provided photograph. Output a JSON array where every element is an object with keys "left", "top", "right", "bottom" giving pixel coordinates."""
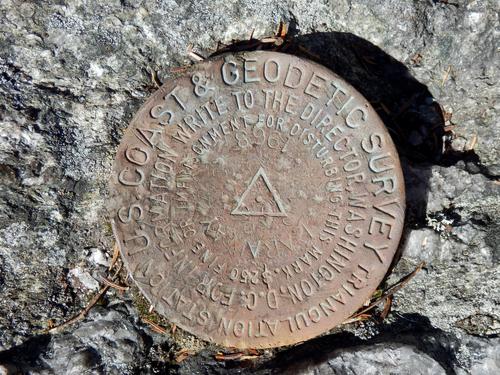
[
  {"left": 40, "top": 305, "right": 149, "bottom": 375},
  {"left": 0, "top": 0, "right": 498, "bottom": 373},
  {"left": 299, "top": 343, "right": 447, "bottom": 375}
]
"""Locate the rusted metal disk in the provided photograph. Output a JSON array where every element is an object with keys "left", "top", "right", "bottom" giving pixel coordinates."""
[{"left": 110, "top": 51, "right": 405, "bottom": 349}]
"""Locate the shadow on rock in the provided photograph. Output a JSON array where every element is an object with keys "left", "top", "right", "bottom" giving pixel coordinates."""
[
  {"left": 253, "top": 313, "right": 457, "bottom": 375},
  {"left": 174, "top": 314, "right": 457, "bottom": 375},
  {"left": 0, "top": 32, "right": 449, "bottom": 375},
  {"left": 215, "top": 29, "right": 446, "bottom": 256},
  {"left": 282, "top": 31, "right": 446, "bottom": 271},
  {"left": 0, "top": 334, "right": 51, "bottom": 373},
  {"left": 202, "top": 31, "right": 448, "bottom": 374}
]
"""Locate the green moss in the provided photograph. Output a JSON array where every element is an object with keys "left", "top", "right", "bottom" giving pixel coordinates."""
[
  {"left": 130, "top": 286, "right": 207, "bottom": 353},
  {"left": 131, "top": 288, "right": 169, "bottom": 326},
  {"left": 103, "top": 221, "right": 114, "bottom": 236}
]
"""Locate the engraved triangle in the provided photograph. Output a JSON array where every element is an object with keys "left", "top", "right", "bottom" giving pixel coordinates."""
[
  {"left": 248, "top": 240, "right": 261, "bottom": 258},
  {"left": 231, "top": 167, "right": 287, "bottom": 217}
]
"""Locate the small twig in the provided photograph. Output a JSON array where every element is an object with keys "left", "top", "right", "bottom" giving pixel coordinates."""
[
  {"left": 44, "top": 251, "right": 124, "bottom": 334},
  {"left": 150, "top": 69, "right": 162, "bottom": 88},
  {"left": 170, "top": 65, "right": 189, "bottom": 74},
  {"left": 186, "top": 44, "right": 205, "bottom": 61},
  {"left": 344, "top": 262, "right": 425, "bottom": 323},
  {"left": 215, "top": 352, "right": 243, "bottom": 361},
  {"left": 174, "top": 348, "right": 192, "bottom": 363},
  {"left": 380, "top": 102, "right": 391, "bottom": 114},
  {"left": 277, "top": 21, "right": 288, "bottom": 38},
  {"left": 45, "top": 285, "right": 110, "bottom": 334},
  {"left": 188, "top": 51, "right": 205, "bottom": 61},
  {"left": 380, "top": 294, "right": 394, "bottom": 320},
  {"left": 465, "top": 134, "right": 478, "bottom": 151},
  {"left": 392, "top": 93, "right": 419, "bottom": 119},
  {"left": 247, "top": 348, "right": 259, "bottom": 355},
  {"left": 110, "top": 262, "right": 123, "bottom": 279},
  {"left": 142, "top": 318, "right": 168, "bottom": 334},
  {"left": 297, "top": 45, "right": 321, "bottom": 60},
  {"left": 362, "top": 55, "right": 377, "bottom": 65},
  {"left": 341, "top": 313, "right": 372, "bottom": 325},
  {"left": 260, "top": 37, "right": 280, "bottom": 44},
  {"left": 441, "top": 66, "right": 452, "bottom": 87},
  {"left": 437, "top": 0, "right": 460, "bottom": 6},
  {"left": 109, "top": 243, "right": 120, "bottom": 271},
  {"left": 100, "top": 276, "right": 128, "bottom": 291},
  {"left": 239, "top": 354, "right": 261, "bottom": 360},
  {"left": 214, "top": 351, "right": 261, "bottom": 361}
]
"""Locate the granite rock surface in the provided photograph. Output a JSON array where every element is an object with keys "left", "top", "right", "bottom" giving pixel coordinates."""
[{"left": 0, "top": 0, "right": 499, "bottom": 374}]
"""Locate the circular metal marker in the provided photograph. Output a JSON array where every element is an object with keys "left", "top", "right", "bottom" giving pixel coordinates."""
[{"left": 110, "top": 51, "right": 405, "bottom": 349}]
